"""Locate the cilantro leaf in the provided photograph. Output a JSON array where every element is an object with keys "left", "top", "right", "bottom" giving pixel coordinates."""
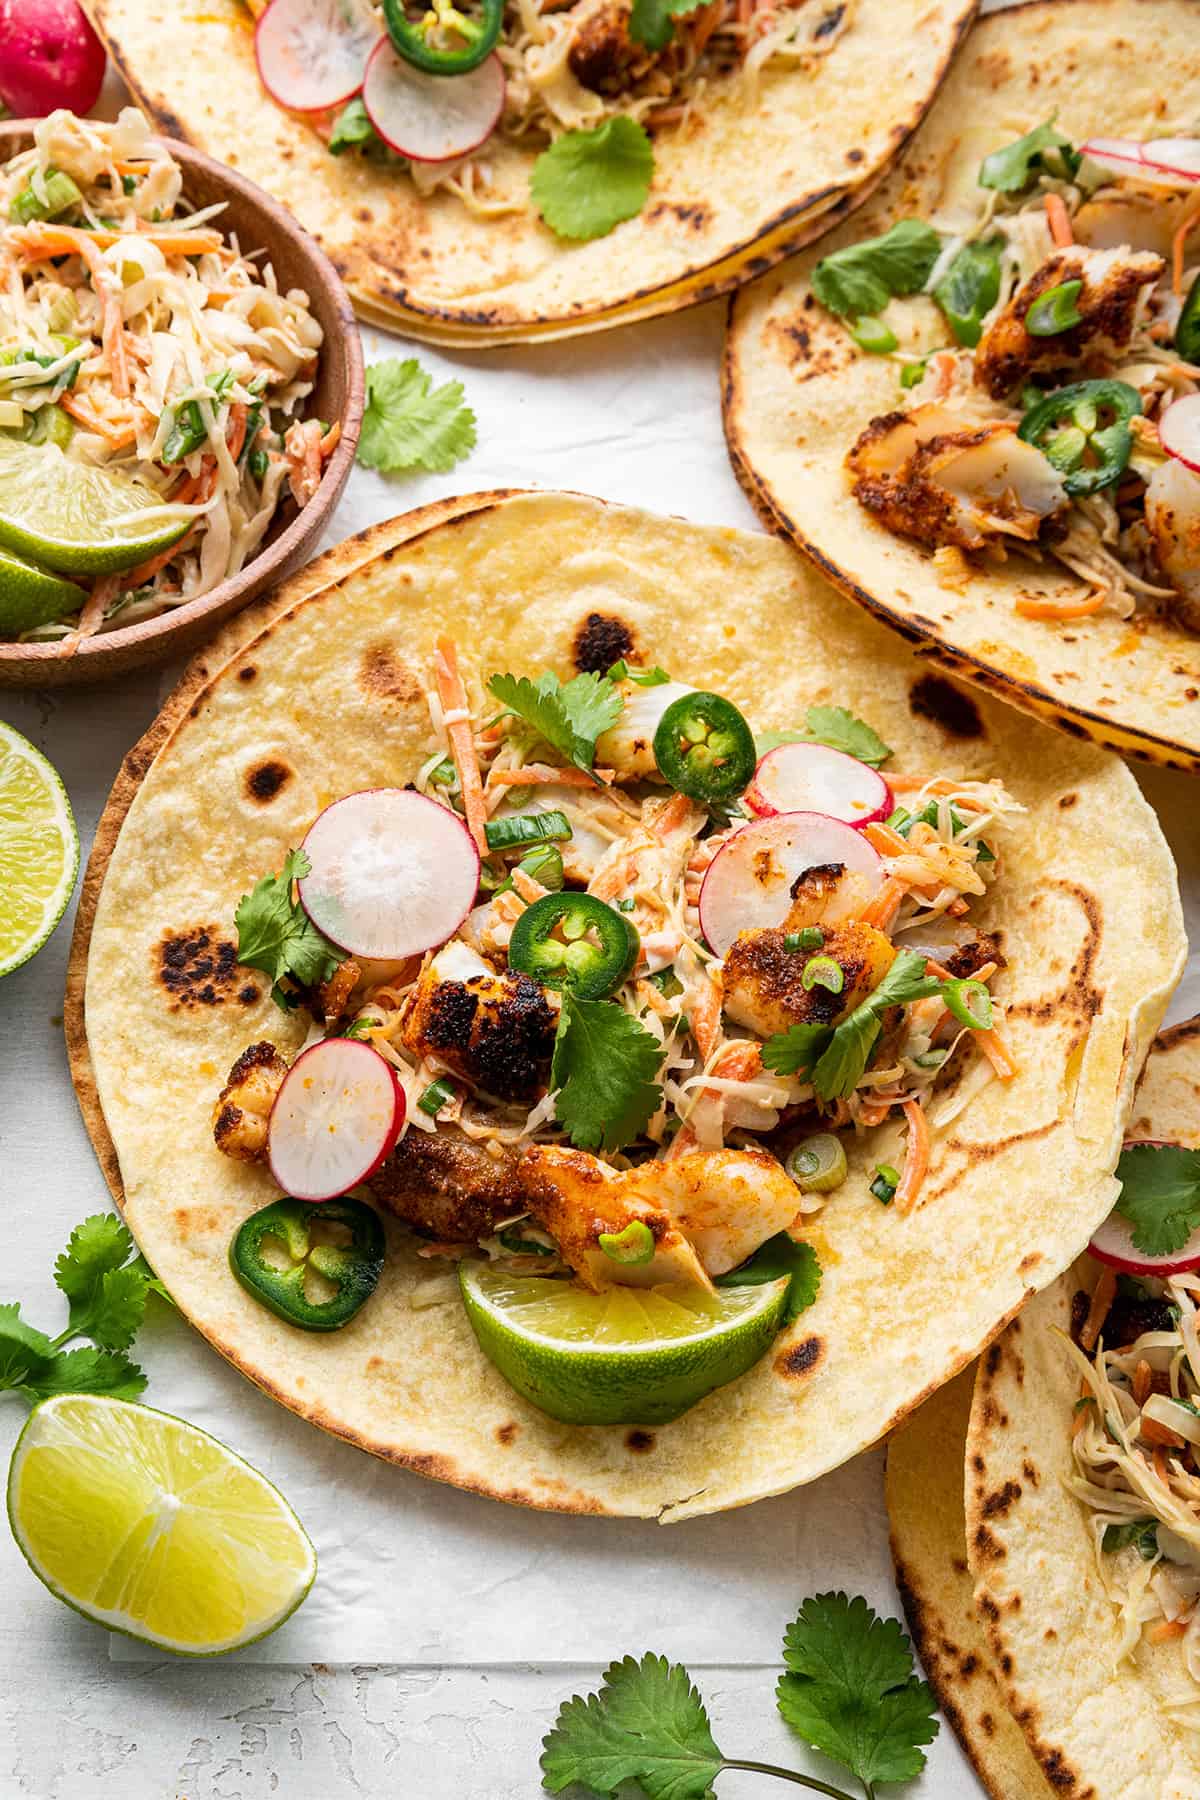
[
  {"left": 761, "top": 1021, "right": 834, "bottom": 1080},
  {"left": 234, "top": 848, "right": 344, "bottom": 1010},
  {"left": 541, "top": 1652, "right": 723, "bottom": 1799},
  {"left": 756, "top": 706, "right": 892, "bottom": 768},
  {"left": 53, "top": 1212, "right": 134, "bottom": 1304},
  {"left": 629, "top": 0, "right": 708, "bottom": 50},
  {"left": 0, "top": 1303, "right": 55, "bottom": 1391},
  {"left": 812, "top": 220, "right": 941, "bottom": 322},
  {"left": 551, "top": 994, "right": 663, "bottom": 1152},
  {"left": 762, "top": 951, "right": 942, "bottom": 1102},
  {"left": 1115, "top": 1144, "right": 1200, "bottom": 1257},
  {"left": 16, "top": 1346, "right": 147, "bottom": 1403},
  {"left": 777, "top": 1593, "right": 938, "bottom": 1788},
  {"left": 328, "top": 96, "right": 378, "bottom": 155},
  {"left": 980, "top": 117, "right": 1077, "bottom": 193},
  {"left": 716, "top": 1234, "right": 821, "bottom": 1326},
  {"left": 356, "top": 357, "right": 477, "bottom": 475},
  {"left": 488, "top": 670, "right": 622, "bottom": 778},
  {"left": 531, "top": 118, "right": 654, "bottom": 242}
]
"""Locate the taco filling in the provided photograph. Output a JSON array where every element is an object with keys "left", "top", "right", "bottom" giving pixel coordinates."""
[
  {"left": 821, "top": 123, "right": 1200, "bottom": 631},
  {"left": 211, "top": 639, "right": 1022, "bottom": 1421},
  {"left": 246, "top": 0, "right": 855, "bottom": 235},
  {"left": 0, "top": 109, "right": 332, "bottom": 643},
  {"left": 1065, "top": 1144, "right": 1200, "bottom": 1679}
]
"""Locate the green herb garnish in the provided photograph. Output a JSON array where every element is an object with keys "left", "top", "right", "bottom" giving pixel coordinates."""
[
  {"left": 530, "top": 118, "right": 653, "bottom": 242},
  {"left": 234, "top": 847, "right": 345, "bottom": 1011},
  {"left": 1114, "top": 1143, "right": 1200, "bottom": 1258},
  {"left": 550, "top": 992, "right": 663, "bottom": 1152},
  {"left": 979, "top": 117, "right": 1079, "bottom": 193},
  {"left": 356, "top": 357, "right": 477, "bottom": 474},
  {"left": 812, "top": 220, "right": 941, "bottom": 323},
  {"left": 934, "top": 238, "right": 1003, "bottom": 347},
  {"left": 756, "top": 705, "right": 892, "bottom": 768},
  {"left": 716, "top": 1234, "right": 821, "bottom": 1327},
  {"left": 488, "top": 669, "right": 623, "bottom": 780},
  {"left": 763, "top": 950, "right": 944, "bottom": 1099},
  {"left": 629, "top": 0, "right": 708, "bottom": 49}
]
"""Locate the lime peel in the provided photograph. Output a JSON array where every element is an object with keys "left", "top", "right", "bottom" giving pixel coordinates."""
[
  {"left": 0, "top": 438, "right": 192, "bottom": 576},
  {"left": 0, "top": 722, "right": 79, "bottom": 979}
]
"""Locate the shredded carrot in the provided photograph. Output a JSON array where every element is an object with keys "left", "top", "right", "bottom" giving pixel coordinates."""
[
  {"left": 486, "top": 763, "right": 613, "bottom": 791},
  {"left": 653, "top": 792, "right": 699, "bottom": 836},
  {"left": 946, "top": 897, "right": 970, "bottom": 917},
  {"left": 895, "top": 1100, "right": 930, "bottom": 1215},
  {"left": 11, "top": 224, "right": 131, "bottom": 399},
  {"left": 687, "top": 974, "right": 723, "bottom": 1063},
  {"left": 1016, "top": 591, "right": 1106, "bottom": 621},
  {"left": 1080, "top": 1266, "right": 1117, "bottom": 1353},
  {"left": 1132, "top": 1359, "right": 1153, "bottom": 1406},
  {"left": 857, "top": 1097, "right": 895, "bottom": 1128},
  {"left": 864, "top": 821, "right": 909, "bottom": 857},
  {"left": 1153, "top": 1446, "right": 1175, "bottom": 1487},
  {"left": 1142, "top": 1415, "right": 1186, "bottom": 1450},
  {"left": 1044, "top": 192, "right": 1074, "bottom": 248},
  {"left": 225, "top": 400, "right": 248, "bottom": 462},
  {"left": 319, "top": 420, "right": 341, "bottom": 457},
  {"left": 690, "top": 0, "right": 725, "bottom": 57},
  {"left": 433, "top": 637, "right": 487, "bottom": 854},
  {"left": 886, "top": 777, "right": 985, "bottom": 804},
  {"left": 11, "top": 224, "right": 224, "bottom": 257},
  {"left": 860, "top": 876, "right": 908, "bottom": 931},
  {"left": 59, "top": 393, "right": 139, "bottom": 446},
  {"left": 977, "top": 1026, "right": 1019, "bottom": 1082},
  {"left": 1147, "top": 1617, "right": 1189, "bottom": 1643}
]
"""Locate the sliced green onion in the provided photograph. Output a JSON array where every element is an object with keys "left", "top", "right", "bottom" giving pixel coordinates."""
[
  {"left": 943, "top": 978, "right": 993, "bottom": 1030},
  {"left": 798, "top": 926, "right": 824, "bottom": 951},
  {"left": 870, "top": 1163, "right": 900, "bottom": 1205},
  {"left": 617, "top": 896, "right": 636, "bottom": 912},
  {"left": 1026, "top": 279, "right": 1084, "bottom": 337},
  {"left": 850, "top": 315, "right": 899, "bottom": 354},
  {"left": 650, "top": 968, "right": 683, "bottom": 999},
  {"left": 801, "top": 954, "right": 844, "bottom": 995},
  {"left": 9, "top": 168, "right": 83, "bottom": 224},
  {"left": 913, "top": 1048, "right": 948, "bottom": 1070},
  {"left": 607, "top": 659, "right": 671, "bottom": 686},
  {"left": 518, "top": 843, "right": 565, "bottom": 891},
  {"left": 785, "top": 1133, "right": 847, "bottom": 1194},
  {"left": 484, "top": 809, "right": 572, "bottom": 853},
  {"left": 784, "top": 932, "right": 802, "bottom": 952},
  {"left": 498, "top": 1223, "right": 555, "bottom": 1257},
  {"left": 900, "top": 360, "right": 927, "bottom": 390},
  {"left": 418, "top": 1077, "right": 456, "bottom": 1117},
  {"left": 598, "top": 1220, "right": 655, "bottom": 1265}
]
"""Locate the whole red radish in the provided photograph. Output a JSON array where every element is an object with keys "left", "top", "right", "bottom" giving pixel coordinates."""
[{"left": 0, "top": 0, "right": 106, "bottom": 118}]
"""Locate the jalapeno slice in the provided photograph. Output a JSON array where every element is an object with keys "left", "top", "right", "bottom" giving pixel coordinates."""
[
  {"left": 652, "top": 691, "right": 756, "bottom": 805},
  {"left": 230, "top": 1197, "right": 385, "bottom": 1332},
  {"left": 382, "top": 0, "right": 503, "bottom": 74},
  {"left": 508, "top": 893, "right": 638, "bottom": 1000},
  {"left": 1017, "top": 378, "right": 1142, "bottom": 497},
  {"left": 1177, "top": 272, "right": 1200, "bottom": 364}
]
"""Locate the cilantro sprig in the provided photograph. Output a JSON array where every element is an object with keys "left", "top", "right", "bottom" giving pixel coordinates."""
[
  {"left": 762, "top": 951, "right": 945, "bottom": 1100},
  {"left": 530, "top": 118, "right": 654, "bottom": 242},
  {"left": 629, "top": 0, "right": 708, "bottom": 50},
  {"left": 488, "top": 669, "right": 623, "bottom": 781},
  {"left": 540, "top": 1591, "right": 938, "bottom": 1798},
  {"left": 356, "top": 356, "right": 477, "bottom": 475},
  {"left": 979, "top": 117, "right": 1079, "bottom": 194},
  {"left": 1114, "top": 1143, "right": 1200, "bottom": 1257},
  {"left": 0, "top": 1215, "right": 171, "bottom": 1405},
  {"left": 235, "top": 848, "right": 345, "bottom": 1012},
  {"left": 716, "top": 1233, "right": 821, "bottom": 1327},
  {"left": 551, "top": 992, "right": 663, "bottom": 1152},
  {"left": 756, "top": 707, "right": 892, "bottom": 769},
  {"left": 812, "top": 222, "right": 941, "bottom": 326}
]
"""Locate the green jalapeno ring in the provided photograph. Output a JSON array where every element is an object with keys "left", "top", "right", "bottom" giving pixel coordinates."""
[
  {"left": 943, "top": 977, "right": 994, "bottom": 1031},
  {"left": 508, "top": 892, "right": 639, "bottom": 1001},
  {"left": 1176, "top": 271, "right": 1200, "bottom": 364},
  {"left": 652, "top": 691, "right": 757, "bottom": 805},
  {"left": 1017, "top": 378, "right": 1142, "bottom": 497},
  {"left": 230, "top": 1197, "right": 385, "bottom": 1332},
  {"left": 382, "top": 0, "right": 503, "bottom": 74}
]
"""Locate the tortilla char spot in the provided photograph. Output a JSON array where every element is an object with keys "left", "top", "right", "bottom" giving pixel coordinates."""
[
  {"left": 239, "top": 984, "right": 259, "bottom": 1006},
  {"left": 1019, "top": 1252, "right": 1041, "bottom": 1276},
  {"left": 1039, "top": 1746, "right": 1082, "bottom": 1792},
  {"left": 846, "top": 146, "right": 863, "bottom": 164},
  {"left": 958, "top": 1651, "right": 978, "bottom": 1677},
  {"left": 573, "top": 611, "right": 635, "bottom": 674},
  {"left": 496, "top": 1421, "right": 519, "bottom": 1446},
  {"left": 1045, "top": 1626, "right": 1057, "bottom": 1641},
  {"left": 625, "top": 1429, "right": 655, "bottom": 1453},
  {"left": 645, "top": 200, "right": 711, "bottom": 232},
  {"left": 157, "top": 927, "right": 246, "bottom": 1011},
  {"left": 238, "top": 665, "right": 257, "bottom": 683},
  {"left": 244, "top": 758, "right": 292, "bottom": 804},
  {"left": 1058, "top": 792, "right": 1078, "bottom": 809},
  {"left": 983, "top": 1342, "right": 1002, "bottom": 1379},
  {"left": 359, "top": 643, "right": 420, "bottom": 703},
  {"left": 908, "top": 674, "right": 984, "bottom": 739},
  {"left": 775, "top": 1335, "right": 823, "bottom": 1379},
  {"left": 977, "top": 1592, "right": 999, "bottom": 1620},
  {"left": 979, "top": 1713, "right": 995, "bottom": 1737},
  {"left": 172, "top": 1205, "right": 222, "bottom": 1234}
]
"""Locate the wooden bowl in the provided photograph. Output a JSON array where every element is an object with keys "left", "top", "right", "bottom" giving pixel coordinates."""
[{"left": 0, "top": 123, "right": 363, "bottom": 686}]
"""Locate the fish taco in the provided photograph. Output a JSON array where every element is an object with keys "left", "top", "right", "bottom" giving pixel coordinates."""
[
  {"left": 67, "top": 491, "right": 1182, "bottom": 1519},
  {"left": 724, "top": 0, "right": 1200, "bottom": 769},
  {"left": 888, "top": 1021, "right": 1200, "bottom": 1799},
  {"left": 82, "top": 0, "right": 976, "bottom": 344}
]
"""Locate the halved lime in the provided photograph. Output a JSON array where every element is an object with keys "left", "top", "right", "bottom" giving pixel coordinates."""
[
  {"left": 0, "top": 437, "right": 191, "bottom": 575},
  {"left": 459, "top": 1263, "right": 789, "bottom": 1426},
  {"left": 8, "top": 1394, "right": 316, "bottom": 1655},
  {"left": 0, "top": 722, "right": 79, "bottom": 978},
  {"left": 0, "top": 543, "right": 86, "bottom": 635}
]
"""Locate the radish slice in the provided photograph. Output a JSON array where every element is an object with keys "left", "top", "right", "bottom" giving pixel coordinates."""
[
  {"left": 699, "top": 813, "right": 882, "bottom": 958},
  {"left": 745, "top": 744, "right": 892, "bottom": 828},
  {"left": 1141, "top": 138, "right": 1200, "bottom": 181},
  {"left": 1088, "top": 1141, "right": 1200, "bottom": 1275},
  {"left": 1080, "top": 135, "right": 1200, "bottom": 191},
  {"left": 362, "top": 36, "right": 504, "bottom": 164},
  {"left": 255, "top": 0, "right": 377, "bottom": 113},
  {"left": 1159, "top": 395, "right": 1200, "bottom": 475},
  {"left": 268, "top": 1039, "right": 404, "bottom": 1201},
  {"left": 298, "top": 789, "right": 480, "bottom": 959}
]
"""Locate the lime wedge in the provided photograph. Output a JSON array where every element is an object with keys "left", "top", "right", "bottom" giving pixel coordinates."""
[
  {"left": 0, "top": 722, "right": 79, "bottom": 978},
  {"left": 0, "top": 543, "right": 87, "bottom": 635},
  {"left": 8, "top": 1395, "right": 316, "bottom": 1655},
  {"left": 0, "top": 437, "right": 191, "bottom": 575},
  {"left": 459, "top": 1263, "right": 789, "bottom": 1425}
]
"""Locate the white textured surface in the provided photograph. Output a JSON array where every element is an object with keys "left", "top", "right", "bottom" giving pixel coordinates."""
[{"left": 3, "top": 26, "right": 1200, "bottom": 1787}]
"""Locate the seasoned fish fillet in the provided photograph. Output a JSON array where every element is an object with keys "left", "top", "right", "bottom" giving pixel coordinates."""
[
  {"left": 974, "top": 245, "right": 1164, "bottom": 399},
  {"left": 721, "top": 920, "right": 896, "bottom": 1038},
  {"left": 211, "top": 1040, "right": 287, "bottom": 1163},
  {"left": 399, "top": 941, "right": 557, "bottom": 1102},
  {"left": 367, "top": 1126, "right": 524, "bottom": 1244}
]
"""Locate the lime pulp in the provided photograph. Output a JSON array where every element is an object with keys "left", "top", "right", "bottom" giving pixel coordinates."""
[
  {"left": 0, "top": 437, "right": 191, "bottom": 576},
  {"left": 0, "top": 721, "right": 79, "bottom": 978}
]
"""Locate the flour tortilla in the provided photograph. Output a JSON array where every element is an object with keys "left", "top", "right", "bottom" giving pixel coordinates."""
[
  {"left": 889, "top": 1024, "right": 1200, "bottom": 1796},
  {"left": 724, "top": 0, "right": 1200, "bottom": 770},
  {"left": 67, "top": 491, "right": 1183, "bottom": 1519},
  {"left": 83, "top": 0, "right": 976, "bottom": 344}
]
